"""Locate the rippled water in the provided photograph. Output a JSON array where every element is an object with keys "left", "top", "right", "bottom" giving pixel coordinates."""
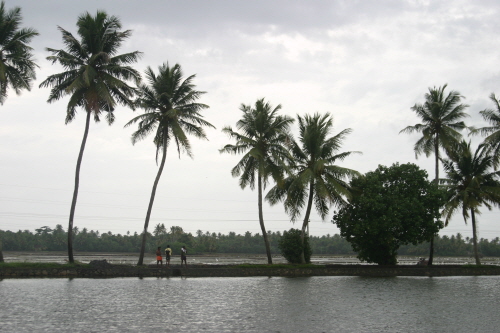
[{"left": 1, "top": 276, "right": 499, "bottom": 332}]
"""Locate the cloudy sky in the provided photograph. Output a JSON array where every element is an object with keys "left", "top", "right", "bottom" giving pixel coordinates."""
[{"left": 2, "top": 0, "right": 499, "bottom": 241}]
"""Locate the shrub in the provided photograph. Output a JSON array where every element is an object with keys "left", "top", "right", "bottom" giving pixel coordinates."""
[{"left": 278, "top": 228, "right": 312, "bottom": 264}]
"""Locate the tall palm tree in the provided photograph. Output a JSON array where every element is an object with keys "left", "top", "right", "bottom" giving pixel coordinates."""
[
  {"left": 39, "top": 11, "right": 141, "bottom": 263},
  {"left": 220, "top": 99, "right": 294, "bottom": 264},
  {"left": 470, "top": 93, "right": 500, "bottom": 163},
  {"left": 266, "top": 112, "right": 360, "bottom": 263},
  {"left": 400, "top": 84, "right": 469, "bottom": 265},
  {"left": 125, "top": 63, "right": 213, "bottom": 266},
  {"left": 441, "top": 140, "right": 500, "bottom": 265},
  {"left": 0, "top": 1, "right": 38, "bottom": 104}
]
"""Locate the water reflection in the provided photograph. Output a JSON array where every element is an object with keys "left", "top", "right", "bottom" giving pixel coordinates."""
[{"left": 1, "top": 276, "right": 499, "bottom": 332}]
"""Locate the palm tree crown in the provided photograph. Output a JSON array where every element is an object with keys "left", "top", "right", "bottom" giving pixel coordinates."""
[
  {"left": 126, "top": 63, "right": 214, "bottom": 266},
  {"left": 126, "top": 63, "right": 213, "bottom": 159},
  {"left": 220, "top": 99, "right": 294, "bottom": 189},
  {"left": 0, "top": 1, "right": 39, "bottom": 104},
  {"left": 220, "top": 98, "right": 294, "bottom": 264},
  {"left": 400, "top": 84, "right": 469, "bottom": 182},
  {"left": 471, "top": 93, "right": 500, "bottom": 161},
  {"left": 39, "top": 11, "right": 142, "bottom": 123},
  {"left": 441, "top": 140, "right": 500, "bottom": 265},
  {"left": 267, "top": 112, "right": 360, "bottom": 222}
]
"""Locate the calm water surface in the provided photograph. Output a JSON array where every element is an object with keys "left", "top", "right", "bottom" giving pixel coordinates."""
[{"left": 1, "top": 276, "right": 499, "bottom": 332}]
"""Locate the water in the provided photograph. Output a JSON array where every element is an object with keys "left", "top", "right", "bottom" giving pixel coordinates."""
[{"left": 1, "top": 276, "right": 499, "bottom": 332}]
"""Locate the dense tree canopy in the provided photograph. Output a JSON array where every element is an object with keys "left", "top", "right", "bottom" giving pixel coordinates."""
[{"left": 333, "top": 163, "right": 445, "bottom": 265}]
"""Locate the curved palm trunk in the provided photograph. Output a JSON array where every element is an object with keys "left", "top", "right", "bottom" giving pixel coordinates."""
[
  {"left": 471, "top": 209, "right": 481, "bottom": 265},
  {"left": 137, "top": 137, "right": 168, "bottom": 266},
  {"left": 300, "top": 180, "right": 315, "bottom": 264},
  {"left": 67, "top": 110, "right": 91, "bottom": 263},
  {"left": 428, "top": 138, "right": 440, "bottom": 266},
  {"left": 258, "top": 172, "right": 273, "bottom": 264}
]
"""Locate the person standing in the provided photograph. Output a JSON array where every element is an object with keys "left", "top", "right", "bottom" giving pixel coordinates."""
[
  {"left": 165, "top": 245, "right": 172, "bottom": 267},
  {"left": 156, "top": 247, "right": 163, "bottom": 267},
  {"left": 181, "top": 246, "right": 187, "bottom": 267}
]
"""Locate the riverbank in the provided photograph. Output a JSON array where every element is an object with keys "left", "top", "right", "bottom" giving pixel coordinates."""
[{"left": 2, "top": 262, "right": 500, "bottom": 278}]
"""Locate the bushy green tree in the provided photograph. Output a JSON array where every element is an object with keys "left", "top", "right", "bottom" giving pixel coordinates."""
[
  {"left": 333, "top": 163, "right": 445, "bottom": 265},
  {"left": 278, "top": 228, "right": 312, "bottom": 264}
]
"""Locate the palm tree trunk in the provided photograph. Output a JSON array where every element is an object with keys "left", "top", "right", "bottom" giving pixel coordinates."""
[
  {"left": 67, "top": 110, "right": 91, "bottom": 263},
  {"left": 0, "top": 239, "right": 4, "bottom": 263},
  {"left": 258, "top": 172, "right": 272, "bottom": 264},
  {"left": 471, "top": 209, "right": 481, "bottom": 265},
  {"left": 428, "top": 139, "right": 440, "bottom": 266},
  {"left": 300, "top": 180, "right": 315, "bottom": 264},
  {"left": 137, "top": 136, "right": 168, "bottom": 265}
]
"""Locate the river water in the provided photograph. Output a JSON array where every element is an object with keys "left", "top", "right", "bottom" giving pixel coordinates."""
[{"left": 1, "top": 276, "right": 499, "bottom": 332}]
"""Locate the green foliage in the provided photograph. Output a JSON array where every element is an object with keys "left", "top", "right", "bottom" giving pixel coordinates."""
[
  {"left": 0, "top": 1, "right": 39, "bottom": 104},
  {"left": 278, "top": 228, "right": 312, "bottom": 264},
  {"left": 2, "top": 226, "right": 500, "bottom": 257},
  {"left": 333, "top": 163, "right": 445, "bottom": 265}
]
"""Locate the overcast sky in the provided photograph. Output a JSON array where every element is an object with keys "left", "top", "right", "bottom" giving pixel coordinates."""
[{"left": 2, "top": 0, "right": 499, "bottom": 241}]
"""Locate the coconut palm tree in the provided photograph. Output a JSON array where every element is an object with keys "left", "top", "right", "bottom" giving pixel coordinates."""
[
  {"left": 266, "top": 112, "right": 360, "bottom": 263},
  {"left": 441, "top": 140, "right": 500, "bottom": 265},
  {"left": 125, "top": 63, "right": 214, "bottom": 266},
  {"left": 400, "top": 84, "right": 469, "bottom": 265},
  {"left": 0, "top": 1, "right": 39, "bottom": 104},
  {"left": 39, "top": 11, "right": 141, "bottom": 263},
  {"left": 220, "top": 99, "right": 294, "bottom": 264},
  {"left": 470, "top": 93, "right": 500, "bottom": 164}
]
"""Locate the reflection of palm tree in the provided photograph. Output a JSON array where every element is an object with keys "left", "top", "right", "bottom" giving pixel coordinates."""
[
  {"left": 400, "top": 84, "right": 469, "bottom": 265},
  {"left": 220, "top": 99, "right": 294, "bottom": 264},
  {"left": 0, "top": 1, "right": 39, "bottom": 105},
  {"left": 470, "top": 93, "right": 500, "bottom": 161},
  {"left": 441, "top": 141, "right": 500, "bottom": 265},
  {"left": 126, "top": 63, "right": 214, "bottom": 266},
  {"left": 39, "top": 11, "right": 141, "bottom": 263},
  {"left": 267, "top": 113, "right": 360, "bottom": 263}
]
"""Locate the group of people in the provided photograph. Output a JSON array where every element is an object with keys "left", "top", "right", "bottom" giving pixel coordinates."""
[{"left": 155, "top": 245, "right": 188, "bottom": 267}]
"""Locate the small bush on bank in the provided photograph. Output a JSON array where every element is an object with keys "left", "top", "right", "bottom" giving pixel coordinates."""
[{"left": 278, "top": 228, "right": 312, "bottom": 264}]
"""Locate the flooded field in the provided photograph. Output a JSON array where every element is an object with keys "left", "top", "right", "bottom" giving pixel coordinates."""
[{"left": 3, "top": 251, "right": 500, "bottom": 266}]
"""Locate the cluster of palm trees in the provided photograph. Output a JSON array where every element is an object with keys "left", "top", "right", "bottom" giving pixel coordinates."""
[
  {"left": 220, "top": 101, "right": 360, "bottom": 264},
  {"left": 2, "top": 3, "right": 499, "bottom": 267},
  {"left": 0, "top": 5, "right": 214, "bottom": 264},
  {"left": 401, "top": 85, "right": 500, "bottom": 265}
]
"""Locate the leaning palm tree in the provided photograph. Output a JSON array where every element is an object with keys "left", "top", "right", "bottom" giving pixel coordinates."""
[
  {"left": 125, "top": 63, "right": 214, "bottom": 266},
  {"left": 220, "top": 99, "right": 294, "bottom": 264},
  {"left": 470, "top": 93, "right": 500, "bottom": 164},
  {"left": 39, "top": 11, "right": 141, "bottom": 263},
  {"left": 266, "top": 112, "right": 360, "bottom": 263},
  {"left": 0, "top": 1, "right": 39, "bottom": 105},
  {"left": 400, "top": 84, "right": 469, "bottom": 265},
  {"left": 441, "top": 140, "right": 500, "bottom": 265}
]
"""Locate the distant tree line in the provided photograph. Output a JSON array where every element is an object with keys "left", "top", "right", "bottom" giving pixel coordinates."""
[{"left": 1, "top": 224, "right": 499, "bottom": 257}]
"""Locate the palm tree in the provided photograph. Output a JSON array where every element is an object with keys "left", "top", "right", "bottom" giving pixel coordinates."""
[
  {"left": 266, "top": 112, "right": 360, "bottom": 263},
  {"left": 400, "top": 84, "right": 469, "bottom": 265},
  {"left": 470, "top": 93, "right": 500, "bottom": 163},
  {"left": 220, "top": 99, "right": 294, "bottom": 264},
  {"left": 0, "top": 1, "right": 38, "bottom": 104},
  {"left": 125, "top": 63, "right": 214, "bottom": 266},
  {"left": 441, "top": 140, "right": 500, "bottom": 265},
  {"left": 39, "top": 11, "right": 141, "bottom": 263}
]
